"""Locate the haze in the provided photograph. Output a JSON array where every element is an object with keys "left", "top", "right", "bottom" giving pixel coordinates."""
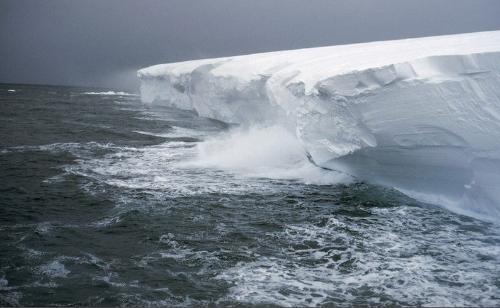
[{"left": 1, "top": 0, "right": 499, "bottom": 91}]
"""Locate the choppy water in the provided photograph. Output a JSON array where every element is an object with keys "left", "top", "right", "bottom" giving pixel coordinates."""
[{"left": 1, "top": 84, "right": 499, "bottom": 307}]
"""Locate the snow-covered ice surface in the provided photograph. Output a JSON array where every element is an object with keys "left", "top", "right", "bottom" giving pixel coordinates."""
[{"left": 139, "top": 30, "right": 500, "bottom": 221}]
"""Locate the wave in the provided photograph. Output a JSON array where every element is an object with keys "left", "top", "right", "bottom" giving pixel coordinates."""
[{"left": 183, "top": 125, "right": 352, "bottom": 185}]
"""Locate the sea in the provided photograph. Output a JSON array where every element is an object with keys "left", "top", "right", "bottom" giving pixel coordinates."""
[{"left": 1, "top": 83, "right": 499, "bottom": 306}]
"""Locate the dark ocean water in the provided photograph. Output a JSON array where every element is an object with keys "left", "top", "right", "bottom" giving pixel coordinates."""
[{"left": 1, "top": 84, "right": 499, "bottom": 306}]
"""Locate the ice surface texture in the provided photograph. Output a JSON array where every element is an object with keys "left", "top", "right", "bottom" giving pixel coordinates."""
[{"left": 138, "top": 31, "right": 500, "bottom": 220}]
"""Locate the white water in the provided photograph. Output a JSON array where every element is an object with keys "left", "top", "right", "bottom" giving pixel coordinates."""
[{"left": 184, "top": 125, "right": 352, "bottom": 185}]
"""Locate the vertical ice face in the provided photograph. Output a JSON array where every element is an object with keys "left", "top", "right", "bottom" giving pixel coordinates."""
[{"left": 138, "top": 30, "right": 500, "bottom": 220}]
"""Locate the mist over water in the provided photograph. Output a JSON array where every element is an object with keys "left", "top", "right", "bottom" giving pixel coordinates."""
[
  {"left": 1, "top": 84, "right": 500, "bottom": 306},
  {"left": 185, "top": 125, "right": 352, "bottom": 185}
]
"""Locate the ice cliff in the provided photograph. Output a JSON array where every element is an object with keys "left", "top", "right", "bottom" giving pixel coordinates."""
[{"left": 138, "top": 30, "right": 500, "bottom": 220}]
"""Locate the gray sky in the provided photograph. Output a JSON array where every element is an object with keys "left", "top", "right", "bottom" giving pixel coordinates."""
[{"left": 1, "top": 0, "right": 500, "bottom": 91}]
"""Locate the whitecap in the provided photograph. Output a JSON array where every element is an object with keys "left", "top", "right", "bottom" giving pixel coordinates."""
[{"left": 39, "top": 260, "right": 70, "bottom": 278}]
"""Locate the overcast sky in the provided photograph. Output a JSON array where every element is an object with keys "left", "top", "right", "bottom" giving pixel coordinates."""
[{"left": 1, "top": 0, "right": 500, "bottom": 91}]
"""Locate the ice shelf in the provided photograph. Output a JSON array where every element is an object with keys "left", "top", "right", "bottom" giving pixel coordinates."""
[{"left": 138, "top": 30, "right": 500, "bottom": 220}]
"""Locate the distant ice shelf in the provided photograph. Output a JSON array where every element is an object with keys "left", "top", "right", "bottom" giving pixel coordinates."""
[
  {"left": 82, "top": 91, "right": 137, "bottom": 96},
  {"left": 138, "top": 30, "right": 500, "bottom": 220}
]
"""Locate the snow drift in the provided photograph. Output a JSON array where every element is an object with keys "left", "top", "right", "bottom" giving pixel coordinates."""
[{"left": 138, "top": 30, "right": 500, "bottom": 220}]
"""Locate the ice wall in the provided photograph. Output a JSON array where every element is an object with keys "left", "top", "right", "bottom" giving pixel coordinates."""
[{"left": 138, "top": 31, "right": 500, "bottom": 220}]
